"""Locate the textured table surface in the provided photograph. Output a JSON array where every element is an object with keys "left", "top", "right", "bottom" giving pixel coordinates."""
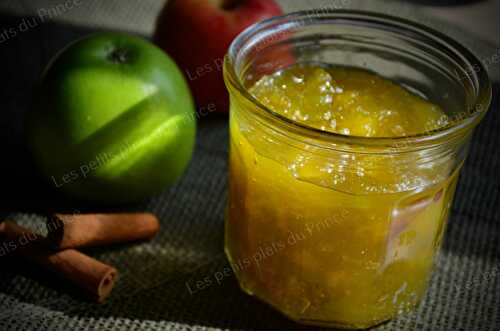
[{"left": 0, "top": 1, "right": 499, "bottom": 331}]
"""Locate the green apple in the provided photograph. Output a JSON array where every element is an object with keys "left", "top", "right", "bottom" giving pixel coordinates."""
[{"left": 27, "top": 32, "right": 196, "bottom": 203}]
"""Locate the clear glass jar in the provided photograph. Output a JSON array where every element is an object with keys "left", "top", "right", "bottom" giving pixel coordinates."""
[{"left": 223, "top": 10, "right": 491, "bottom": 329}]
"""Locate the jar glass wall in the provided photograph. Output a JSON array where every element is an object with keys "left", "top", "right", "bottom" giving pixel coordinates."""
[{"left": 223, "top": 10, "right": 491, "bottom": 329}]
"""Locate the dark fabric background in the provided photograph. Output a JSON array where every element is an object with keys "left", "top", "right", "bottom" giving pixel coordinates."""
[{"left": 0, "top": 13, "right": 499, "bottom": 331}]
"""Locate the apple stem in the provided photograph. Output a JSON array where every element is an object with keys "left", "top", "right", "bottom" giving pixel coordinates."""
[{"left": 108, "top": 48, "right": 129, "bottom": 64}]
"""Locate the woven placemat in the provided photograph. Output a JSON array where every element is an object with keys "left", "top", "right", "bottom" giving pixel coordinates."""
[{"left": 0, "top": 3, "right": 499, "bottom": 331}]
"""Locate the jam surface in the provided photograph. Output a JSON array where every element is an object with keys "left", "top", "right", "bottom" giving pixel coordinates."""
[
  {"left": 226, "top": 64, "right": 457, "bottom": 329},
  {"left": 250, "top": 64, "right": 448, "bottom": 137}
]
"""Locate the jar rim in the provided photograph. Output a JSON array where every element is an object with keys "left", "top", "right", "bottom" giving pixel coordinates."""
[{"left": 224, "top": 9, "right": 492, "bottom": 151}]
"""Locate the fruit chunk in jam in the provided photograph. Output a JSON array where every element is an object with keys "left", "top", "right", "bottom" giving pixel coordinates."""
[{"left": 226, "top": 64, "right": 456, "bottom": 329}]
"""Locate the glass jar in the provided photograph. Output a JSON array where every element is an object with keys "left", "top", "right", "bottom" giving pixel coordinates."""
[{"left": 223, "top": 10, "right": 491, "bottom": 329}]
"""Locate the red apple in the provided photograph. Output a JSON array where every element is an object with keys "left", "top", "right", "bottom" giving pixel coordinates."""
[{"left": 153, "top": 0, "right": 283, "bottom": 112}]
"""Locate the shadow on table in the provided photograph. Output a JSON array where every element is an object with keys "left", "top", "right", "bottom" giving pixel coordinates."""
[{"left": 0, "top": 13, "right": 109, "bottom": 214}]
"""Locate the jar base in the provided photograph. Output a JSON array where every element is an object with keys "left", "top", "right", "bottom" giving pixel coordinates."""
[{"left": 225, "top": 249, "right": 396, "bottom": 330}]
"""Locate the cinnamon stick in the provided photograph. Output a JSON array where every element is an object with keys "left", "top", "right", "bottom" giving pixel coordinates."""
[
  {"left": 46, "top": 213, "right": 160, "bottom": 249},
  {"left": 0, "top": 222, "right": 118, "bottom": 303}
]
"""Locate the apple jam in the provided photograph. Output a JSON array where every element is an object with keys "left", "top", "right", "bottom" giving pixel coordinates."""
[{"left": 225, "top": 64, "right": 460, "bottom": 328}]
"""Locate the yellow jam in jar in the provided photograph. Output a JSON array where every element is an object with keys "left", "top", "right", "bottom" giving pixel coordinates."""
[{"left": 225, "top": 64, "right": 459, "bottom": 328}]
